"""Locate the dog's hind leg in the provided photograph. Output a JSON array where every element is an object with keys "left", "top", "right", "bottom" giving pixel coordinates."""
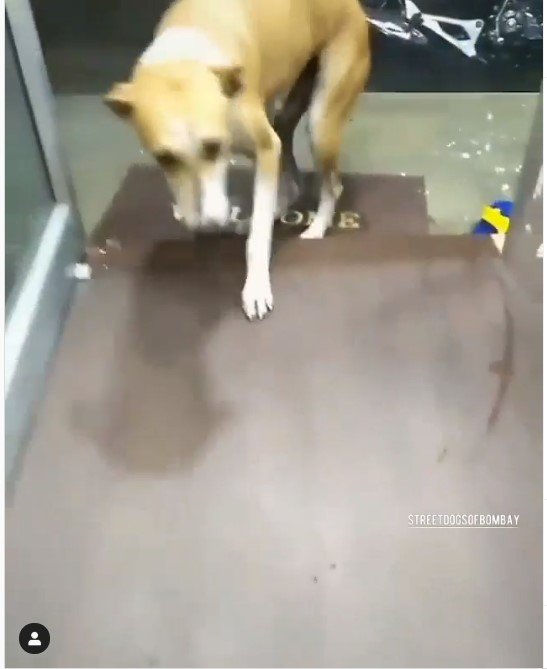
[
  {"left": 301, "top": 22, "right": 371, "bottom": 239},
  {"left": 273, "top": 57, "right": 318, "bottom": 217}
]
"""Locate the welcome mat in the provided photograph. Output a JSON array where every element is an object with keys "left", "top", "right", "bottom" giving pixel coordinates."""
[{"left": 88, "top": 165, "right": 429, "bottom": 269}]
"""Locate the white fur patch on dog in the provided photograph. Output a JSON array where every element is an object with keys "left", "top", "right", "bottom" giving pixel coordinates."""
[{"left": 140, "top": 27, "right": 232, "bottom": 67}]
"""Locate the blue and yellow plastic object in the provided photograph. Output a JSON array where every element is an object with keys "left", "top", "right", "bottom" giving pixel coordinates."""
[{"left": 472, "top": 200, "right": 513, "bottom": 235}]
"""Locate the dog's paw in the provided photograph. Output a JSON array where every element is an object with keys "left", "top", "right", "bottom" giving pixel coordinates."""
[
  {"left": 300, "top": 224, "right": 326, "bottom": 240},
  {"left": 242, "top": 275, "right": 273, "bottom": 320}
]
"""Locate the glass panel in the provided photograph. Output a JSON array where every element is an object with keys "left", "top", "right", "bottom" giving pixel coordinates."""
[{"left": 5, "top": 22, "right": 55, "bottom": 309}]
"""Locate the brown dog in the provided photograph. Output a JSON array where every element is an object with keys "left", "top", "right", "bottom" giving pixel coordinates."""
[{"left": 105, "top": 0, "right": 371, "bottom": 320}]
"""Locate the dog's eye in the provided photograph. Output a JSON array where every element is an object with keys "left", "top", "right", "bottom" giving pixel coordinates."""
[
  {"left": 201, "top": 140, "right": 222, "bottom": 161},
  {"left": 155, "top": 150, "right": 182, "bottom": 170}
]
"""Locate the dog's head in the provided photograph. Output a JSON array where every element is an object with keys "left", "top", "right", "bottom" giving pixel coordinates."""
[{"left": 104, "top": 62, "right": 243, "bottom": 226}]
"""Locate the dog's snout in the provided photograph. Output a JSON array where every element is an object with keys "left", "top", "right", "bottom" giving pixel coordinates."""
[
  {"left": 201, "top": 206, "right": 230, "bottom": 228},
  {"left": 200, "top": 167, "right": 230, "bottom": 226}
]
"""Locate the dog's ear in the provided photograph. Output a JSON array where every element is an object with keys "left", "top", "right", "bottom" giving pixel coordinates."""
[
  {"left": 104, "top": 83, "right": 134, "bottom": 118},
  {"left": 211, "top": 65, "right": 244, "bottom": 98}
]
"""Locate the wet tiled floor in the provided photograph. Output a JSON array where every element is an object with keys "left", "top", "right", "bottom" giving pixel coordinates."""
[{"left": 6, "top": 232, "right": 542, "bottom": 668}]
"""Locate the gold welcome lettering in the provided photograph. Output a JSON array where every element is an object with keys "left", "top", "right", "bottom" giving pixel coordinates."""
[{"left": 228, "top": 207, "right": 360, "bottom": 229}]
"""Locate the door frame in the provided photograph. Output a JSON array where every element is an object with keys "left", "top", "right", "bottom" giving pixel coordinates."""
[
  {"left": 5, "top": 0, "right": 85, "bottom": 480},
  {"left": 501, "top": 90, "right": 543, "bottom": 304}
]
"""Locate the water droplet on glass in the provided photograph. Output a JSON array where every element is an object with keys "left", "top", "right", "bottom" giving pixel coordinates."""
[
  {"left": 484, "top": 143, "right": 491, "bottom": 152},
  {"left": 487, "top": 112, "right": 494, "bottom": 121},
  {"left": 461, "top": 152, "right": 471, "bottom": 160},
  {"left": 501, "top": 183, "right": 510, "bottom": 193}
]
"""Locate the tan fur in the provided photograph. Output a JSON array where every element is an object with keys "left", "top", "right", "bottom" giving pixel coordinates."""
[
  {"left": 105, "top": 0, "right": 371, "bottom": 319},
  {"left": 105, "top": 0, "right": 370, "bottom": 167},
  {"left": 107, "top": 63, "right": 230, "bottom": 158}
]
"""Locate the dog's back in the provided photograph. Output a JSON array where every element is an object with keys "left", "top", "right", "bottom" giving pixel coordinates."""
[{"left": 157, "top": 0, "right": 368, "bottom": 98}]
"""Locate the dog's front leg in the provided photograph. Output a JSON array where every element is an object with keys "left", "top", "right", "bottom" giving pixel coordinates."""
[{"left": 240, "top": 103, "right": 281, "bottom": 320}]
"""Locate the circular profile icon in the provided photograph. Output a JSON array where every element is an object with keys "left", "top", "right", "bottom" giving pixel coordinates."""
[{"left": 19, "top": 623, "right": 50, "bottom": 654}]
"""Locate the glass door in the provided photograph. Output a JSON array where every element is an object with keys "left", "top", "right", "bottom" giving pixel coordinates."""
[
  {"left": 502, "top": 91, "right": 543, "bottom": 304},
  {"left": 5, "top": 2, "right": 85, "bottom": 477}
]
